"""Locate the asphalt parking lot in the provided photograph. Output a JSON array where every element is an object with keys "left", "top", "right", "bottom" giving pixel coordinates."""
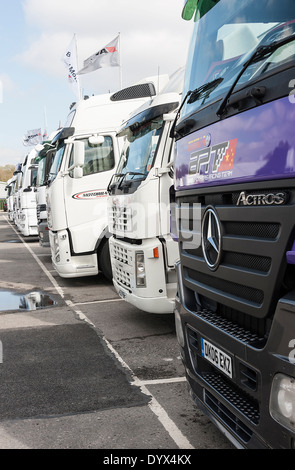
[{"left": 0, "top": 212, "right": 233, "bottom": 452}]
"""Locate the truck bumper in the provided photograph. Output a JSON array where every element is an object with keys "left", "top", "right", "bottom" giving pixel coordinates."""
[
  {"left": 175, "top": 290, "right": 295, "bottom": 449},
  {"left": 38, "top": 221, "right": 50, "bottom": 247},
  {"left": 49, "top": 230, "right": 98, "bottom": 278},
  {"left": 109, "top": 236, "right": 177, "bottom": 314},
  {"left": 112, "top": 277, "right": 175, "bottom": 314},
  {"left": 18, "top": 209, "right": 38, "bottom": 236}
]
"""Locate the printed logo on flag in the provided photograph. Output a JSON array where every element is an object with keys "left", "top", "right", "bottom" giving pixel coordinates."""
[
  {"left": 78, "top": 35, "right": 120, "bottom": 75},
  {"left": 62, "top": 36, "right": 81, "bottom": 99},
  {"left": 22, "top": 128, "right": 43, "bottom": 147}
]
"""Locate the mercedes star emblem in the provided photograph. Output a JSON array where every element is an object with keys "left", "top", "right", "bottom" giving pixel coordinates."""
[{"left": 201, "top": 207, "right": 222, "bottom": 270}]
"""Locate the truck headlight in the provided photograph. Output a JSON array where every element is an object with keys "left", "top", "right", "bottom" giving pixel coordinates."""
[
  {"left": 270, "top": 373, "right": 295, "bottom": 432},
  {"left": 136, "top": 252, "right": 146, "bottom": 287}
]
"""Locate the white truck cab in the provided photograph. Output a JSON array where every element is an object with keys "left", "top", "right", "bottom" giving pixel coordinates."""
[
  {"left": 107, "top": 68, "right": 184, "bottom": 313},
  {"left": 35, "top": 132, "right": 59, "bottom": 246},
  {"left": 5, "top": 175, "right": 17, "bottom": 222},
  {"left": 47, "top": 78, "right": 167, "bottom": 279},
  {"left": 14, "top": 148, "right": 40, "bottom": 236}
]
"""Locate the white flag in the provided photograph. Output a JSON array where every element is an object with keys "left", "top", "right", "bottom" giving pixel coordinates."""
[
  {"left": 22, "top": 128, "right": 43, "bottom": 147},
  {"left": 62, "top": 35, "right": 81, "bottom": 99},
  {"left": 78, "top": 35, "right": 120, "bottom": 75}
]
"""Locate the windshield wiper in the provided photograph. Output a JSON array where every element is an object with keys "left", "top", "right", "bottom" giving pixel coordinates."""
[
  {"left": 118, "top": 171, "right": 146, "bottom": 189},
  {"left": 107, "top": 172, "right": 126, "bottom": 192},
  {"left": 107, "top": 171, "right": 146, "bottom": 192},
  {"left": 216, "top": 32, "right": 295, "bottom": 117},
  {"left": 169, "top": 78, "right": 224, "bottom": 139},
  {"left": 187, "top": 77, "right": 224, "bottom": 104}
]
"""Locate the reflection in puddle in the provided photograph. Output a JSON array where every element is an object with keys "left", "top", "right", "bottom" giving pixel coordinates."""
[
  {"left": 0, "top": 290, "right": 57, "bottom": 312},
  {"left": 0, "top": 240, "right": 21, "bottom": 243}
]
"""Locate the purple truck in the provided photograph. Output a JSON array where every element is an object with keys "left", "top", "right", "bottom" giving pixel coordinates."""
[{"left": 174, "top": 0, "right": 295, "bottom": 449}]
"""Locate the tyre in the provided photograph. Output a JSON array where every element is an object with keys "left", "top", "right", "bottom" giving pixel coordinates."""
[{"left": 98, "top": 239, "right": 113, "bottom": 281}]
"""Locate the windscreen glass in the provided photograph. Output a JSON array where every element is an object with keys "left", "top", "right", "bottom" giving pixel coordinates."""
[
  {"left": 49, "top": 143, "right": 66, "bottom": 181},
  {"left": 68, "top": 136, "right": 115, "bottom": 176},
  {"left": 115, "top": 117, "right": 164, "bottom": 183},
  {"left": 30, "top": 167, "right": 38, "bottom": 187},
  {"left": 36, "top": 158, "right": 46, "bottom": 186},
  {"left": 182, "top": 0, "right": 295, "bottom": 117}
]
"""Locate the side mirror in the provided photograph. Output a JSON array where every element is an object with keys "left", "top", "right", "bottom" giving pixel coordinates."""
[
  {"left": 73, "top": 167, "right": 83, "bottom": 178},
  {"left": 66, "top": 140, "right": 85, "bottom": 178},
  {"left": 71, "top": 140, "right": 85, "bottom": 167}
]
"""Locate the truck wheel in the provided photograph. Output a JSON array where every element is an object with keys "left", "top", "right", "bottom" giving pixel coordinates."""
[{"left": 98, "top": 240, "right": 113, "bottom": 281}]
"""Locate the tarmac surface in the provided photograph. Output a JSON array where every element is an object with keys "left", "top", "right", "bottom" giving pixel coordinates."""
[{"left": 0, "top": 212, "right": 233, "bottom": 453}]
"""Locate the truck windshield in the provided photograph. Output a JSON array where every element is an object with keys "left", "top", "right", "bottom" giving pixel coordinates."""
[
  {"left": 182, "top": 0, "right": 295, "bottom": 118},
  {"left": 68, "top": 136, "right": 115, "bottom": 176},
  {"left": 115, "top": 117, "right": 164, "bottom": 183},
  {"left": 36, "top": 158, "right": 46, "bottom": 186},
  {"left": 30, "top": 167, "right": 38, "bottom": 187},
  {"left": 49, "top": 143, "right": 66, "bottom": 182}
]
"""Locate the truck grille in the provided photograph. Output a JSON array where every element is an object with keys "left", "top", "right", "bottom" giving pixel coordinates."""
[
  {"left": 109, "top": 205, "right": 132, "bottom": 234},
  {"left": 112, "top": 243, "right": 130, "bottom": 264},
  {"left": 113, "top": 264, "right": 132, "bottom": 291},
  {"left": 204, "top": 374, "right": 260, "bottom": 425},
  {"left": 187, "top": 324, "right": 260, "bottom": 441},
  {"left": 204, "top": 390, "right": 254, "bottom": 443},
  {"left": 177, "top": 184, "right": 294, "bottom": 341},
  {"left": 110, "top": 241, "right": 133, "bottom": 291}
]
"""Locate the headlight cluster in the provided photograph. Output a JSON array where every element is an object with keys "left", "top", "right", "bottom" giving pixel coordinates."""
[
  {"left": 135, "top": 252, "right": 146, "bottom": 287},
  {"left": 270, "top": 373, "right": 295, "bottom": 432}
]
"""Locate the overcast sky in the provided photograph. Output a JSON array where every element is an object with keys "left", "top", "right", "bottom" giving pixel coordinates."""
[{"left": 0, "top": 0, "right": 193, "bottom": 168}]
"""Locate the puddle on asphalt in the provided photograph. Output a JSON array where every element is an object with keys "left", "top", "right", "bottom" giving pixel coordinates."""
[
  {"left": 0, "top": 290, "right": 57, "bottom": 312},
  {"left": 0, "top": 239, "right": 21, "bottom": 243}
]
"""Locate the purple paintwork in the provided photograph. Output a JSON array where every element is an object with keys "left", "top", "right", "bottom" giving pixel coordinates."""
[
  {"left": 287, "top": 240, "right": 295, "bottom": 264},
  {"left": 175, "top": 96, "right": 295, "bottom": 190}
]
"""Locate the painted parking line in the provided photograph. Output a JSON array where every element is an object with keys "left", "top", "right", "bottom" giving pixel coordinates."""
[{"left": 5, "top": 216, "right": 194, "bottom": 450}]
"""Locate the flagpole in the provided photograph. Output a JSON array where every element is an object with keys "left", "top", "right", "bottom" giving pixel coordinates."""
[
  {"left": 118, "top": 32, "right": 123, "bottom": 89},
  {"left": 74, "top": 33, "right": 83, "bottom": 100},
  {"left": 43, "top": 106, "right": 48, "bottom": 139}
]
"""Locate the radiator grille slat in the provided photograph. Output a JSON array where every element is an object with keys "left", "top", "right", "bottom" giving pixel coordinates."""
[{"left": 177, "top": 185, "right": 294, "bottom": 338}]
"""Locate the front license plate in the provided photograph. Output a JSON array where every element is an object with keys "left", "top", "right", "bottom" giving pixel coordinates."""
[{"left": 201, "top": 337, "right": 232, "bottom": 378}]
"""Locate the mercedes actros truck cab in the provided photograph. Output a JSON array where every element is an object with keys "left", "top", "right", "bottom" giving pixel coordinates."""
[{"left": 174, "top": 0, "right": 295, "bottom": 449}]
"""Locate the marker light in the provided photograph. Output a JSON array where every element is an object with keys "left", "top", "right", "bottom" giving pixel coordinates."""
[{"left": 153, "top": 247, "right": 159, "bottom": 258}]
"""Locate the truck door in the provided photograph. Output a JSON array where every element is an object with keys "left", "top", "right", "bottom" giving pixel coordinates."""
[{"left": 64, "top": 135, "right": 118, "bottom": 254}]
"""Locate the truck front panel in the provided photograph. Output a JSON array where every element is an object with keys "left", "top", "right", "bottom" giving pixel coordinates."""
[{"left": 175, "top": 0, "right": 295, "bottom": 448}]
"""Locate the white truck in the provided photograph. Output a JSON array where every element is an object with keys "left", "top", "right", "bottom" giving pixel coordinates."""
[
  {"left": 5, "top": 174, "right": 17, "bottom": 222},
  {"left": 35, "top": 132, "right": 59, "bottom": 246},
  {"left": 107, "top": 69, "right": 183, "bottom": 313},
  {"left": 14, "top": 149, "right": 40, "bottom": 236},
  {"left": 46, "top": 77, "right": 167, "bottom": 280}
]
